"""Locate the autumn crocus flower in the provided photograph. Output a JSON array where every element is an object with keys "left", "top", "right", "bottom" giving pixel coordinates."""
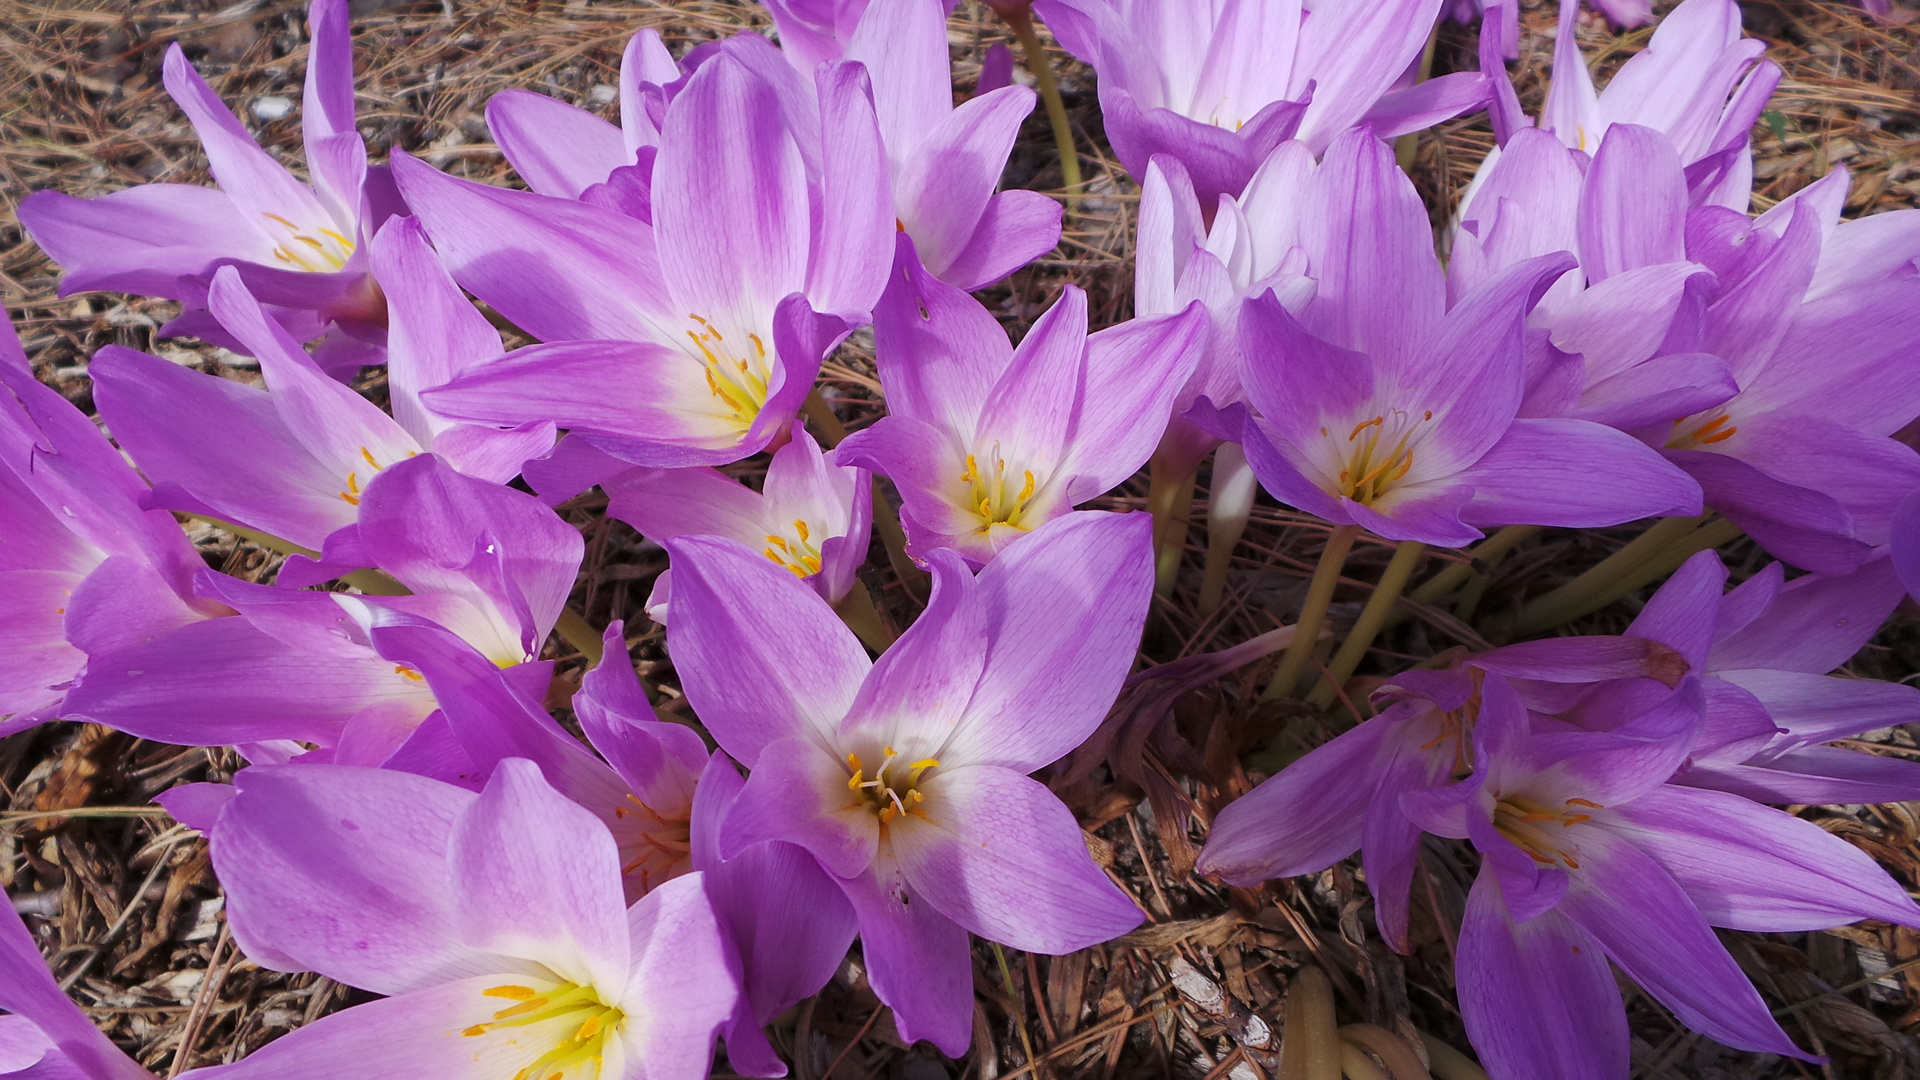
[
  {"left": 1526, "top": 550, "right": 1920, "bottom": 806},
  {"left": 90, "top": 267, "right": 424, "bottom": 552},
  {"left": 396, "top": 52, "right": 892, "bottom": 469},
  {"left": 590, "top": 421, "right": 872, "bottom": 619},
  {"left": 62, "top": 455, "right": 578, "bottom": 756},
  {"left": 837, "top": 238, "right": 1206, "bottom": 565},
  {"left": 665, "top": 510, "right": 1151, "bottom": 1053},
  {"left": 18, "top": 0, "right": 394, "bottom": 372},
  {"left": 178, "top": 759, "right": 736, "bottom": 1080},
  {"left": 343, "top": 613, "right": 855, "bottom": 1076},
  {"left": 1033, "top": 0, "right": 1486, "bottom": 206},
  {"left": 1410, "top": 698, "right": 1917, "bottom": 1079},
  {"left": 1220, "top": 129, "right": 1700, "bottom": 547},
  {"left": 0, "top": 313, "right": 221, "bottom": 728},
  {"left": 1459, "top": 115, "right": 1920, "bottom": 571}
]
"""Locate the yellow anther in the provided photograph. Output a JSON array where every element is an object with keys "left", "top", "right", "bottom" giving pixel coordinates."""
[
  {"left": 794, "top": 519, "right": 810, "bottom": 542},
  {"left": 1348, "top": 416, "right": 1384, "bottom": 441},
  {"left": 492, "top": 996, "right": 552, "bottom": 1020},
  {"left": 575, "top": 1013, "right": 605, "bottom": 1041},
  {"left": 766, "top": 535, "right": 791, "bottom": 551},
  {"left": 748, "top": 333, "right": 766, "bottom": 357},
  {"left": 1018, "top": 470, "right": 1035, "bottom": 500},
  {"left": 961, "top": 455, "right": 979, "bottom": 483},
  {"left": 483, "top": 986, "right": 539, "bottom": 1000},
  {"left": 360, "top": 446, "right": 381, "bottom": 469},
  {"left": 847, "top": 769, "right": 864, "bottom": 791}
]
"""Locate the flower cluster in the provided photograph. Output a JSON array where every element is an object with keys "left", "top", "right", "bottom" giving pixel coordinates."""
[{"left": 3, "top": 1, "right": 1920, "bottom": 1078}]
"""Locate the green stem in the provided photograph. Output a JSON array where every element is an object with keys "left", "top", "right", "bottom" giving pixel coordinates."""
[
  {"left": 1516, "top": 518, "right": 1743, "bottom": 634},
  {"left": 1513, "top": 515, "right": 1705, "bottom": 635},
  {"left": 1306, "top": 540, "right": 1425, "bottom": 709},
  {"left": 832, "top": 578, "right": 895, "bottom": 652},
  {"left": 1147, "top": 457, "right": 1197, "bottom": 597},
  {"left": 1198, "top": 441, "right": 1257, "bottom": 617},
  {"left": 802, "top": 388, "right": 849, "bottom": 447},
  {"left": 1394, "top": 25, "right": 1441, "bottom": 170},
  {"left": 1407, "top": 524, "right": 1539, "bottom": 607},
  {"left": 993, "top": 942, "right": 1041, "bottom": 1080},
  {"left": 1007, "top": 11, "right": 1083, "bottom": 198},
  {"left": 555, "top": 607, "right": 606, "bottom": 666},
  {"left": 1262, "top": 524, "right": 1360, "bottom": 702}
]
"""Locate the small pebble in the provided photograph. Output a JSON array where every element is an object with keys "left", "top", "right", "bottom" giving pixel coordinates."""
[
  {"left": 589, "top": 83, "right": 618, "bottom": 105},
  {"left": 252, "top": 95, "right": 295, "bottom": 122}
]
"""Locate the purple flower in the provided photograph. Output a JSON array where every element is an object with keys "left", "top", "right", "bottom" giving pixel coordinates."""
[
  {"left": 1410, "top": 699, "right": 1915, "bottom": 1078},
  {"left": 62, "top": 455, "right": 578, "bottom": 756},
  {"left": 492, "top": 3, "right": 1053, "bottom": 290},
  {"left": 1544, "top": 551, "right": 1920, "bottom": 806},
  {"left": 0, "top": 314, "right": 218, "bottom": 728},
  {"left": 1132, "top": 148, "right": 1318, "bottom": 473},
  {"left": 17, "top": 0, "right": 395, "bottom": 373},
  {"left": 837, "top": 238, "right": 1206, "bottom": 565},
  {"left": 343, "top": 613, "right": 856, "bottom": 1076},
  {"left": 579, "top": 421, "right": 873, "bottom": 618},
  {"left": 1459, "top": 103, "right": 1920, "bottom": 571},
  {"left": 0, "top": 888, "right": 154, "bottom": 1079},
  {"left": 1201, "top": 653, "right": 1920, "bottom": 1077},
  {"left": 1032, "top": 0, "right": 1487, "bottom": 206},
  {"left": 665, "top": 510, "right": 1152, "bottom": 1053},
  {"left": 395, "top": 52, "right": 892, "bottom": 468},
  {"left": 178, "top": 759, "right": 736, "bottom": 1080},
  {"left": 1514, "top": 0, "right": 1776, "bottom": 210},
  {"left": 90, "top": 267, "right": 425, "bottom": 552},
  {"left": 1220, "top": 129, "right": 1700, "bottom": 547}
]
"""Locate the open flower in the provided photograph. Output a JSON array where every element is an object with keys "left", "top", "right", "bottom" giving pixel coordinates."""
[
  {"left": 336, "top": 613, "right": 855, "bottom": 1076},
  {"left": 0, "top": 313, "right": 221, "bottom": 729},
  {"left": 397, "top": 52, "right": 892, "bottom": 468},
  {"left": 18, "top": 0, "right": 394, "bottom": 372},
  {"left": 90, "top": 267, "right": 423, "bottom": 552},
  {"left": 665, "top": 510, "right": 1151, "bottom": 1053},
  {"left": 838, "top": 238, "right": 1206, "bottom": 564},
  {"left": 1222, "top": 129, "right": 1700, "bottom": 547},
  {"left": 1412, "top": 699, "right": 1915, "bottom": 1079},
  {"left": 490, "top": 2, "right": 1052, "bottom": 291},
  {"left": 1033, "top": 0, "right": 1486, "bottom": 205},
  {"left": 181, "top": 759, "right": 736, "bottom": 1080},
  {"left": 62, "top": 455, "right": 578, "bottom": 758},
  {"left": 583, "top": 420, "right": 872, "bottom": 619}
]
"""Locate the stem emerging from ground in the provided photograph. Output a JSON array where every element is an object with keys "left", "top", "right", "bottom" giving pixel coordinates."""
[
  {"left": 1516, "top": 517, "right": 1742, "bottom": 634},
  {"left": 555, "top": 608, "right": 606, "bottom": 666},
  {"left": 1513, "top": 515, "right": 1706, "bottom": 634},
  {"left": 1277, "top": 966, "right": 1340, "bottom": 1080},
  {"left": 1199, "top": 442, "right": 1257, "bottom": 616},
  {"left": 832, "top": 579, "right": 895, "bottom": 651},
  {"left": 1306, "top": 540, "right": 1425, "bottom": 709},
  {"left": 1407, "top": 524, "right": 1539, "bottom": 607},
  {"left": 1263, "top": 524, "right": 1361, "bottom": 702},
  {"left": 1005, "top": 9, "right": 1083, "bottom": 198},
  {"left": 1147, "top": 456, "right": 1198, "bottom": 597}
]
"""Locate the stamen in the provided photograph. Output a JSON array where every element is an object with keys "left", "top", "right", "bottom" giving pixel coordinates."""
[{"left": 1565, "top": 798, "right": 1605, "bottom": 809}]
